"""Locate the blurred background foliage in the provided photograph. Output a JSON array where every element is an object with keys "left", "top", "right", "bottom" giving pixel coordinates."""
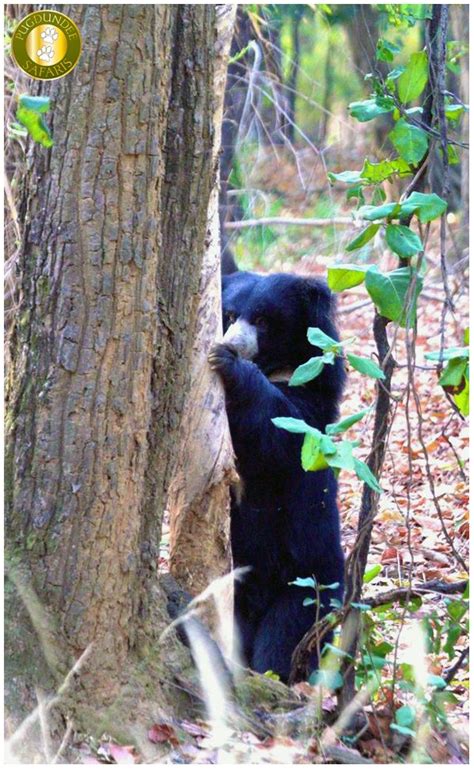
[{"left": 219, "top": 4, "right": 468, "bottom": 274}]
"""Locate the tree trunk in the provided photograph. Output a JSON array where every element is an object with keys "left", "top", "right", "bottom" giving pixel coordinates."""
[
  {"left": 219, "top": 6, "right": 252, "bottom": 274},
  {"left": 168, "top": 5, "right": 237, "bottom": 595},
  {"left": 318, "top": 31, "right": 334, "bottom": 146},
  {"left": 5, "top": 2, "right": 232, "bottom": 745},
  {"left": 285, "top": 10, "right": 303, "bottom": 143},
  {"left": 346, "top": 5, "right": 391, "bottom": 151}
]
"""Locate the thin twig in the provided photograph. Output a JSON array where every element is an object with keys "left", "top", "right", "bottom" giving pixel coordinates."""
[
  {"left": 225, "top": 215, "right": 353, "bottom": 229},
  {"left": 443, "top": 647, "right": 469, "bottom": 685}
]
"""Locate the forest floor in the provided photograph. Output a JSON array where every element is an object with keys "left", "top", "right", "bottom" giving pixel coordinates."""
[{"left": 155, "top": 146, "right": 469, "bottom": 765}]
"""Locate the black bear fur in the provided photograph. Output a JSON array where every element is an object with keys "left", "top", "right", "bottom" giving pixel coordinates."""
[{"left": 209, "top": 271, "right": 345, "bottom": 682}]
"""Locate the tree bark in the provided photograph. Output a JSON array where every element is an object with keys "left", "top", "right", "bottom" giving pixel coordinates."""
[
  {"left": 5, "top": 2, "right": 232, "bottom": 742},
  {"left": 168, "top": 5, "right": 237, "bottom": 595}
]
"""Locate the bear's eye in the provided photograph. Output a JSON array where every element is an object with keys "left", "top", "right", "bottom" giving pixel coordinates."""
[{"left": 254, "top": 316, "right": 268, "bottom": 330}]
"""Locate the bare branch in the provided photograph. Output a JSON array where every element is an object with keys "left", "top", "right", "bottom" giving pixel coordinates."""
[{"left": 225, "top": 216, "right": 353, "bottom": 229}]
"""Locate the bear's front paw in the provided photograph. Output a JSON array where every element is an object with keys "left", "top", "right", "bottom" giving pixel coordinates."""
[{"left": 208, "top": 342, "right": 239, "bottom": 373}]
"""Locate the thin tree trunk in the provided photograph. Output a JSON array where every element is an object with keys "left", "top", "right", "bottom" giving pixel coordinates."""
[
  {"left": 168, "top": 5, "right": 237, "bottom": 595},
  {"left": 5, "top": 3, "right": 231, "bottom": 743},
  {"left": 286, "top": 11, "right": 303, "bottom": 143},
  {"left": 346, "top": 5, "right": 391, "bottom": 151},
  {"left": 318, "top": 33, "right": 334, "bottom": 145},
  {"left": 219, "top": 7, "right": 252, "bottom": 275}
]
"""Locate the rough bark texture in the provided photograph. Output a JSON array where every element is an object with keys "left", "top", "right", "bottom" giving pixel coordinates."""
[
  {"left": 5, "top": 3, "right": 231, "bottom": 733},
  {"left": 168, "top": 5, "right": 237, "bottom": 594}
]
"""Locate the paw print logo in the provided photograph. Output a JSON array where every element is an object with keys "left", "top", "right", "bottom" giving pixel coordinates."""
[
  {"left": 12, "top": 10, "right": 82, "bottom": 80},
  {"left": 41, "top": 27, "right": 58, "bottom": 45},
  {"left": 37, "top": 44, "right": 54, "bottom": 62}
]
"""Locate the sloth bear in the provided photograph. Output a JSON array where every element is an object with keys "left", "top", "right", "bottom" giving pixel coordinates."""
[{"left": 208, "top": 271, "right": 345, "bottom": 682}]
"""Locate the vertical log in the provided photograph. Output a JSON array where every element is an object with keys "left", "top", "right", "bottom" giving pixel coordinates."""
[{"left": 168, "top": 6, "right": 237, "bottom": 595}]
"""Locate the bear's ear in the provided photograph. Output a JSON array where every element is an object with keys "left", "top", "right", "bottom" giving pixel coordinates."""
[{"left": 303, "top": 278, "right": 339, "bottom": 342}]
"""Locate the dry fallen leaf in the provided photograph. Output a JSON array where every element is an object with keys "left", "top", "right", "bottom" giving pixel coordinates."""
[{"left": 148, "top": 722, "right": 179, "bottom": 747}]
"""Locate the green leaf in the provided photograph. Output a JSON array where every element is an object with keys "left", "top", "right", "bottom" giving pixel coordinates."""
[
  {"left": 346, "top": 223, "right": 380, "bottom": 252},
  {"left": 400, "top": 4, "right": 432, "bottom": 20},
  {"left": 365, "top": 266, "right": 423, "bottom": 328},
  {"left": 347, "top": 353, "right": 385, "bottom": 380},
  {"left": 354, "top": 457, "right": 382, "bottom": 493},
  {"left": 309, "top": 669, "right": 343, "bottom": 690},
  {"left": 348, "top": 97, "right": 394, "bottom": 122},
  {"left": 328, "top": 170, "right": 363, "bottom": 185},
  {"left": 454, "top": 378, "right": 469, "bottom": 415},
  {"left": 426, "top": 674, "right": 447, "bottom": 689},
  {"left": 407, "top": 595, "right": 422, "bottom": 612},
  {"left": 438, "top": 357, "right": 468, "bottom": 387},
  {"left": 447, "top": 144, "right": 460, "bottom": 165},
  {"left": 385, "top": 224, "right": 423, "bottom": 258},
  {"left": 272, "top": 417, "right": 314, "bottom": 435},
  {"left": 321, "top": 582, "right": 341, "bottom": 591},
  {"left": 397, "top": 51, "right": 428, "bottom": 103},
  {"left": 390, "top": 723, "right": 416, "bottom": 737},
  {"left": 363, "top": 564, "right": 382, "bottom": 583},
  {"left": 358, "top": 202, "right": 400, "bottom": 221},
  {"left": 263, "top": 670, "right": 281, "bottom": 680},
  {"left": 425, "top": 345, "right": 469, "bottom": 362},
  {"left": 389, "top": 119, "right": 429, "bottom": 164},
  {"left": 376, "top": 38, "right": 401, "bottom": 62},
  {"left": 307, "top": 327, "right": 340, "bottom": 351},
  {"left": 18, "top": 95, "right": 51, "bottom": 113},
  {"left": 396, "top": 704, "right": 416, "bottom": 728},
  {"left": 326, "top": 409, "right": 370, "bottom": 436},
  {"left": 362, "top": 654, "right": 387, "bottom": 670},
  {"left": 443, "top": 624, "right": 462, "bottom": 658},
  {"left": 303, "top": 596, "right": 316, "bottom": 606},
  {"left": 320, "top": 434, "right": 337, "bottom": 455},
  {"left": 446, "top": 598, "right": 468, "bottom": 622},
  {"left": 325, "top": 440, "right": 355, "bottom": 472},
  {"left": 289, "top": 356, "right": 325, "bottom": 386},
  {"left": 322, "top": 643, "right": 352, "bottom": 659},
  {"left": 368, "top": 641, "right": 393, "bottom": 658},
  {"left": 400, "top": 191, "right": 448, "bottom": 223},
  {"left": 327, "top": 264, "right": 368, "bottom": 292},
  {"left": 346, "top": 184, "right": 365, "bottom": 204},
  {"left": 445, "top": 103, "right": 466, "bottom": 122},
  {"left": 290, "top": 576, "right": 316, "bottom": 589},
  {"left": 400, "top": 662, "right": 416, "bottom": 683},
  {"left": 301, "top": 432, "right": 328, "bottom": 472},
  {"left": 387, "top": 66, "right": 406, "bottom": 83},
  {"left": 361, "top": 157, "right": 412, "bottom": 183},
  {"left": 16, "top": 104, "right": 53, "bottom": 148}
]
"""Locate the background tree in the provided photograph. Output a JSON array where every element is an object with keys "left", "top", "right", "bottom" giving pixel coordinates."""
[
  {"left": 5, "top": 3, "right": 234, "bottom": 750},
  {"left": 219, "top": 6, "right": 252, "bottom": 275}
]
